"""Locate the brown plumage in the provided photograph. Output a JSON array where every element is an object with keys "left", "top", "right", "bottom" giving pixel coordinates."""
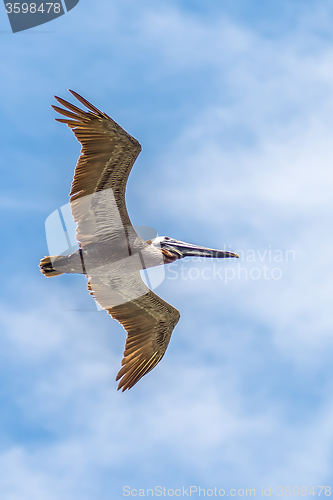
[
  {"left": 87, "top": 276, "right": 180, "bottom": 391},
  {"left": 40, "top": 90, "right": 239, "bottom": 391},
  {"left": 52, "top": 90, "right": 141, "bottom": 246},
  {"left": 44, "top": 90, "right": 180, "bottom": 391}
]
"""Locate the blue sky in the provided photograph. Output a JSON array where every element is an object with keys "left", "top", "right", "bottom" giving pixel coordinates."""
[{"left": 1, "top": 0, "right": 333, "bottom": 498}]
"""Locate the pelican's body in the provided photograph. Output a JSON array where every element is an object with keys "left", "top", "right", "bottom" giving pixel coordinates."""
[{"left": 40, "top": 91, "right": 239, "bottom": 391}]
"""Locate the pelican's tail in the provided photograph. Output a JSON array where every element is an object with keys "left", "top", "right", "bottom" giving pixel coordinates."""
[{"left": 39, "top": 256, "right": 63, "bottom": 277}]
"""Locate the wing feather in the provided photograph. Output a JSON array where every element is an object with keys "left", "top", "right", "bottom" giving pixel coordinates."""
[
  {"left": 87, "top": 274, "right": 180, "bottom": 391},
  {"left": 53, "top": 91, "right": 180, "bottom": 391},
  {"left": 52, "top": 91, "right": 142, "bottom": 244},
  {"left": 110, "top": 292, "right": 180, "bottom": 391}
]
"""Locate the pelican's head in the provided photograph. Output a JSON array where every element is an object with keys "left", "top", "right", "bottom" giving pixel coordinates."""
[{"left": 149, "top": 236, "right": 239, "bottom": 263}]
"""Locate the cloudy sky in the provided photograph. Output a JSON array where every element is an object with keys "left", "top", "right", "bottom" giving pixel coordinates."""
[{"left": 1, "top": 0, "right": 333, "bottom": 498}]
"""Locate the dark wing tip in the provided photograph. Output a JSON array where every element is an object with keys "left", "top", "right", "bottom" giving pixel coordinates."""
[{"left": 68, "top": 89, "right": 103, "bottom": 115}]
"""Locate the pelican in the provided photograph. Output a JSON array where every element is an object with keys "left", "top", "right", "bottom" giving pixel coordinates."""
[{"left": 39, "top": 90, "right": 239, "bottom": 391}]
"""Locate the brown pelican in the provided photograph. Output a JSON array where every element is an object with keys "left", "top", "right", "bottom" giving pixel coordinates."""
[{"left": 39, "top": 91, "right": 239, "bottom": 391}]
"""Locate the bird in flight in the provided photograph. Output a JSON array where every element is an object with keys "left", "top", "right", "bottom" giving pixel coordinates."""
[{"left": 40, "top": 90, "right": 239, "bottom": 391}]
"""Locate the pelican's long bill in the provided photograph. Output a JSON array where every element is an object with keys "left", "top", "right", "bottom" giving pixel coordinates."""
[{"left": 151, "top": 236, "right": 240, "bottom": 260}]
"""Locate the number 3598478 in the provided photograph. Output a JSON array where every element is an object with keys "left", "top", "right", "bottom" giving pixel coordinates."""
[{"left": 5, "top": 3, "right": 61, "bottom": 14}]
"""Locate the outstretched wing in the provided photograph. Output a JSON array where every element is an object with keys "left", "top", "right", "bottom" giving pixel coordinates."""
[
  {"left": 52, "top": 90, "right": 142, "bottom": 247},
  {"left": 53, "top": 91, "right": 179, "bottom": 391},
  {"left": 87, "top": 274, "right": 180, "bottom": 391}
]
